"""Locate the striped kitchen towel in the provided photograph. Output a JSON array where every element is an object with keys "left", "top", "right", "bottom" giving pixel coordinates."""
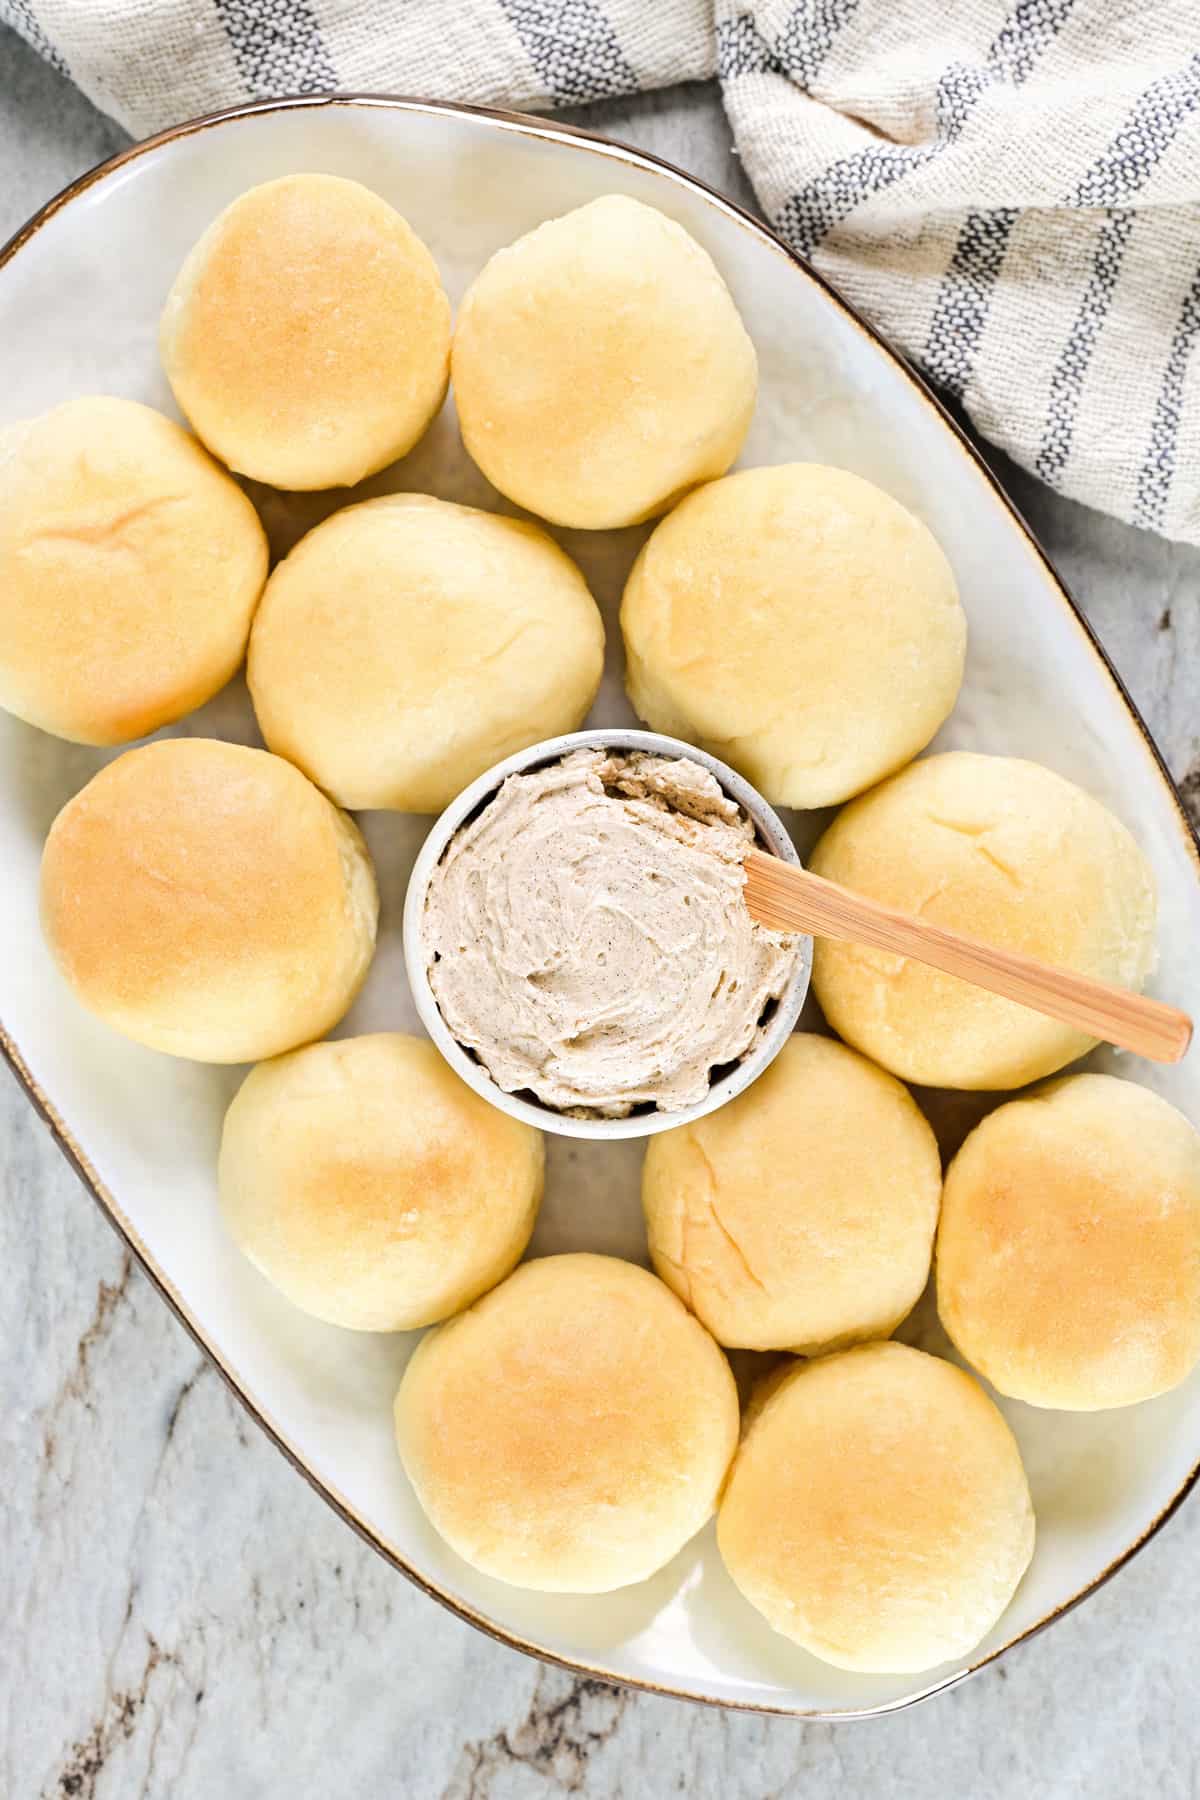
[{"left": 4, "top": 0, "right": 1199, "bottom": 545}]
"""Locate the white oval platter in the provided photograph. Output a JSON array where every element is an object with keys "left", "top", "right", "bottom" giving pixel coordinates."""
[{"left": 2, "top": 94, "right": 1198, "bottom": 1719}]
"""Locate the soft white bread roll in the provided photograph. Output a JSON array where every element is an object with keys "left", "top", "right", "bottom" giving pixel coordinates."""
[
  {"left": 160, "top": 174, "right": 451, "bottom": 489},
  {"left": 938, "top": 1074, "right": 1200, "bottom": 1410},
  {"left": 394, "top": 1253, "right": 739, "bottom": 1592},
  {"left": 643, "top": 1034, "right": 941, "bottom": 1353},
  {"left": 41, "top": 738, "right": 377, "bottom": 1063},
  {"left": 219, "top": 1034, "right": 543, "bottom": 1332},
  {"left": 248, "top": 494, "right": 604, "bottom": 812},
  {"left": 621, "top": 463, "right": 965, "bottom": 808},
  {"left": 452, "top": 195, "right": 757, "bottom": 529},
  {"left": 809, "top": 753, "right": 1157, "bottom": 1089},
  {"left": 0, "top": 397, "right": 266, "bottom": 744},
  {"left": 717, "top": 1342, "right": 1035, "bottom": 1674}
]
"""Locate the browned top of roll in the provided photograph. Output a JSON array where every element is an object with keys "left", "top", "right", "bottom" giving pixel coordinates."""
[{"left": 41, "top": 737, "right": 377, "bottom": 1062}]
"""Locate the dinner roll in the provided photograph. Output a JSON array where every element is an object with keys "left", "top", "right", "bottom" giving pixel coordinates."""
[
  {"left": 717, "top": 1342, "right": 1035, "bottom": 1673},
  {"left": 621, "top": 464, "right": 965, "bottom": 808},
  {"left": 248, "top": 494, "right": 604, "bottom": 812},
  {"left": 0, "top": 397, "right": 266, "bottom": 744},
  {"left": 938, "top": 1074, "right": 1200, "bottom": 1410},
  {"left": 41, "top": 739, "right": 377, "bottom": 1062},
  {"left": 452, "top": 195, "right": 756, "bottom": 529},
  {"left": 643, "top": 1034, "right": 941, "bottom": 1352},
  {"left": 810, "top": 753, "right": 1156, "bottom": 1089},
  {"left": 160, "top": 174, "right": 450, "bottom": 489},
  {"left": 219, "top": 1035, "right": 543, "bottom": 1331},
  {"left": 395, "top": 1253, "right": 739, "bottom": 1592}
]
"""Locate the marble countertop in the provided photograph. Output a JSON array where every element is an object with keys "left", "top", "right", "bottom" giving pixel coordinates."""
[{"left": 3, "top": 26, "right": 1200, "bottom": 1798}]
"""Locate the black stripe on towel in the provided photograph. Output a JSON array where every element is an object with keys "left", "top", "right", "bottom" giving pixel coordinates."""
[
  {"left": 1069, "top": 54, "right": 1200, "bottom": 207},
  {"left": 923, "top": 209, "right": 1020, "bottom": 400},
  {"left": 1035, "top": 208, "right": 1135, "bottom": 488},
  {"left": 988, "top": 0, "right": 1074, "bottom": 85},
  {"left": 922, "top": 0, "right": 1076, "bottom": 399},
  {"left": 771, "top": 0, "right": 861, "bottom": 92},
  {"left": 776, "top": 61, "right": 987, "bottom": 258},
  {"left": 775, "top": 0, "right": 1072, "bottom": 260},
  {"left": 498, "top": 0, "right": 637, "bottom": 107},
  {"left": 213, "top": 0, "right": 337, "bottom": 97},
  {"left": 1, "top": 0, "right": 68, "bottom": 73},
  {"left": 716, "top": 14, "right": 782, "bottom": 80},
  {"left": 1134, "top": 261, "right": 1200, "bottom": 533},
  {"left": 1035, "top": 59, "right": 1200, "bottom": 492}
]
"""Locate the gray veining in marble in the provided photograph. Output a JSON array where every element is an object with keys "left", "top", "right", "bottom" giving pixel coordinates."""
[{"left": 3, "top": 25, "right": 1200, "bottom": 1797}]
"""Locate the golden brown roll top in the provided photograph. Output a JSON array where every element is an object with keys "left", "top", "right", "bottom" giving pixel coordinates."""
[
  {"left": 395, "top": 1253, "right": 739, "bottom": 1592},
  {"left": 643, "top": 1033, "right": 942, "bottom": 1353},
  {"left": 622, "top": 463, "right": 965, "bottom": 809},
  {"left": 452, "top": 194, "right": 757, "bottom": 529},
  {"left": 938, "top": 1073, "right": 1200, "bottom": 1409},
  {"left": 718, "top": 1342, "right": 1035, "bottom": 1673},
  {"left": 248, "top": 494, "right": 604, "bottom": 812},
  {"left": 0, "top": 396, "right": 266, "bottom": 745},
  {"left": 41, "top": 738, "right": 377, "bottom": 1062},
  {"left": 220, "top": 1033, "right": 544, "bottom": 1332},
  {"left": 809, "top": 752, "right": 1157, "bottom": 1089},
  {"left": 160, "top": 173, "right": 451, "bottom": 489}
]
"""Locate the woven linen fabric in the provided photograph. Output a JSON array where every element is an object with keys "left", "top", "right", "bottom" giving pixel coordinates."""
[{"left": 4, "top": 0, "right": 1199, "bottom": 545}]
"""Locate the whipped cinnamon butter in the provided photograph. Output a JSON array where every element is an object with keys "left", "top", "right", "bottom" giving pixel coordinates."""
[{"left": 422, "top": 748, "right": 798, "bottom": 1117}]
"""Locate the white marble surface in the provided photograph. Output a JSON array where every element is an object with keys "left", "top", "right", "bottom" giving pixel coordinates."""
[{"left": 3, "top": 28, "right": 1200, "bottom": 1798}]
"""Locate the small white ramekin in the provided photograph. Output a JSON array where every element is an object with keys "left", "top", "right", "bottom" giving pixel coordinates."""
[{"left": 402, "top": 728, "right": 812, "bottom": 1140}]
